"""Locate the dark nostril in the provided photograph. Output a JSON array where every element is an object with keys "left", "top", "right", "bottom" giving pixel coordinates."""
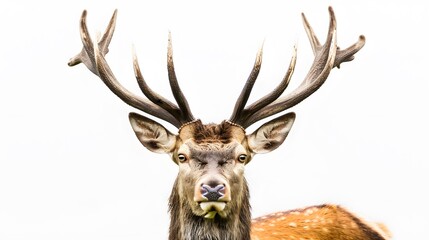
[
  {"left": 200, "top": 186, "right": 208, "bottom": 195},
  {"left": 200, "top": 184, "right": 225, "bottom": 201},
  {"left": 217, "top": 185, "right": 225, "bottom": 195}
]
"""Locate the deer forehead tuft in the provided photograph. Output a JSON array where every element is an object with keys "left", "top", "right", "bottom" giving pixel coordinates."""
[
  {"left": 194, "top": 122, "right": 245, "bottom": 143},
  {"left": 178, "top": 121, "right": 246, "bottom": 143}
]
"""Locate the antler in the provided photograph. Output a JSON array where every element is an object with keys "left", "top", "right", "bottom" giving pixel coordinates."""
[
  {"left": 229, "top": 7, "right": 366, "bottom": 129},
  {"left": 68, "top": 10, "right": 194, "bottom": 128}
]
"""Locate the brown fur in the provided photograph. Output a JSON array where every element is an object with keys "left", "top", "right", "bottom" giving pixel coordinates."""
[{"left": 251, "top": 205, "right": 389, "bottom": 240}]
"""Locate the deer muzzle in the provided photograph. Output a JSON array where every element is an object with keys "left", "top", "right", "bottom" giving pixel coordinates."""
[{"left": 194, "top": 179, "right": 231, "bottom": 219}]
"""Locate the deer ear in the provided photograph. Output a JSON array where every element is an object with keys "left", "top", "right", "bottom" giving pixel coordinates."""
[
  {"left": 128, "top": 112, "right": 177, "bottom": 154},
  {"left": 247, "top": 112, "right": 296, "bottom": 154}
]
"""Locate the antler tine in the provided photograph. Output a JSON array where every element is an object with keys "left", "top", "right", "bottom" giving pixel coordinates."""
[
  {"left": 133, "top": 49, "right": 182, "bottom": 121},
  {"left": 239, "top": 7, "right": 365, "bottom": 128},
  {"left": 68, "top": 10, "right": 117, "bottom": 72},
  {"left": 229, "top": 47, "right": 263, "bottom": 123},
  {"left": 98, "top": 10, "right": 117, "bottom": 53},
  {"left": 234, "top": 46, "right": 297, "bottom": 126},
  {"left": 69, "top": 10, "right": 182, "bottom": 128},
  {"left": 167, "top": 33, "right": 195, "bottom": 122},
  {"left": 301, "top": 9, "right": 321, "bottom": 57},
  {"left": 334, "top": 35, "right": 366, "bottom": 68}
]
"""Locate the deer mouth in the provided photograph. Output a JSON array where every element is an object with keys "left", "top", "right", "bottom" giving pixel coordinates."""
[{"left": 199, "top": 201, "right": 227, "bottom": 219}]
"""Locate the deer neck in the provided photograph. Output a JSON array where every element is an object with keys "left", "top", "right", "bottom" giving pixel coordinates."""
[{"left": 168, "top": 178, "right": 251, "bottom": 240}]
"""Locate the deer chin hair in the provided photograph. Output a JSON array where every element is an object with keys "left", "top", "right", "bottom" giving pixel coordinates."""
[{"left": 199, "top": 202, "right": 227, "bottom": 219}]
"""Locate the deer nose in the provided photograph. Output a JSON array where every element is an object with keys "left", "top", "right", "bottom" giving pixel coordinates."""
[{"left": 200, "top": 184, "right": 225, "bottom": 201}]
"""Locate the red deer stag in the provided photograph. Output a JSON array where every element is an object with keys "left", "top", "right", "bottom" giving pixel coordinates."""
[{"left": 68, "top": 7, "right": 390, "bottom": 240}]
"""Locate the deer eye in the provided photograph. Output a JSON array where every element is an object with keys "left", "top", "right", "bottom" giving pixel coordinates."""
[
  {"left": 238, "top": 154, "right": 247, "bottom": 163},
  {"left": 177, "top": 154, "right": 187, "bottom": 163}
]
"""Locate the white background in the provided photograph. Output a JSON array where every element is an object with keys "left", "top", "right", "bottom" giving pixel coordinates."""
[{"left": 1, "top": 0, "right": 427, "bottom": 239}]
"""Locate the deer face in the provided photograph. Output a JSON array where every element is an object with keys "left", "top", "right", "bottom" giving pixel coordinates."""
[{"left": 129, "top": 112, "right": 295, "bottom": 219}]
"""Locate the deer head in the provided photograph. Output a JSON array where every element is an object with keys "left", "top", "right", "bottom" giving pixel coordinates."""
[{"left": 69, "top": 7, "right": 369, "bottom": 240}]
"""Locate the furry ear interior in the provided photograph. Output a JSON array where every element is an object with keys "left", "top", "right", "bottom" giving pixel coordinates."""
[
  {"left": 128, "top": 112, "right": 177, "bottom": 154},
  {"left": 247, "top": 112, "right": 296, "bottom": 154}
]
